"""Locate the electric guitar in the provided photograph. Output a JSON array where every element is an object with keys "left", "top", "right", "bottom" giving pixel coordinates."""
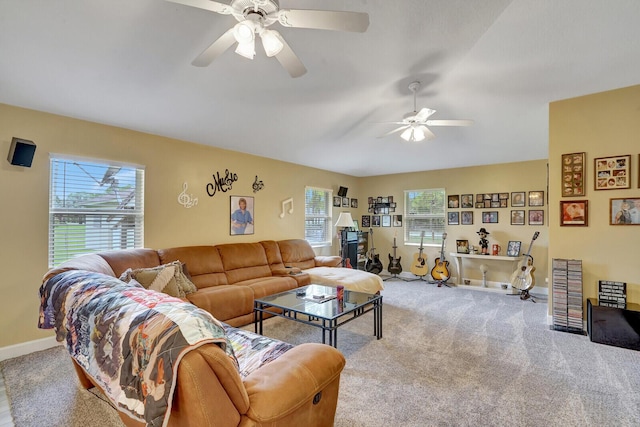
[
  {"left": 510, "top": 231, "right": 539, "bottom": 291},
  {"left": 410, "top": 231, "right": 429, "bottom": 277},
  {"left": 387, "top": 236, "right": 402, "bottom": 275},
  {"left": 430, "top": 233, "right": 450, "bottom": 282},
  {"left": 365, "top": 228, "right": 383, "bottom": 275}
]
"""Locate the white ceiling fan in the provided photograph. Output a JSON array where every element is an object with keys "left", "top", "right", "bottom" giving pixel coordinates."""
[
  {"left": 166, "top": 0, "right": 369, "bottom": 78},
  {"left": 381, "top": 81, "right": 474, "bottom": 142}
]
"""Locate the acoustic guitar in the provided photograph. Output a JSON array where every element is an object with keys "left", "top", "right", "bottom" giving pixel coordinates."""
[
  {"left": 410, "top": 231, "right": 429, "bottom": 277},
  {"left": 387, "top": 236, "right": 402, "bottom": 275},
  {"left": 365, "top": 228, "right": 383, "bottom": 275},
  {"left": 430, "top": 232, "right": 450, "bottom": 282},
  {"left": 510, "top": 231, "right": 539, "bottom": 292}
]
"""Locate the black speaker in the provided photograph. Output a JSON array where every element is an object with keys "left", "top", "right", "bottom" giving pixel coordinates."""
[
  {"left": 338, "top": 186, "right": 348, "bottom": 197},
  {"left": 7, "top": 137, "right": 36, "bottom": 167}
]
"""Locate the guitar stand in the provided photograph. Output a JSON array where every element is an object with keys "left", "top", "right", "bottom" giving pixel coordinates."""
[
  {"left": 428, "top": 279, "right": 451, "bottom": 288},
  {"left": 383, "top": 274, "right": 412, "bottom": 282},
  {"left": 508, "top": 289, "right": 536, "bottom": 303}
]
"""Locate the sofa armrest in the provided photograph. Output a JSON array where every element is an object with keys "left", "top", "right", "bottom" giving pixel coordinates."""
[
  {"left": 314, "top": 256, "right": 342, "bottom": 267},
  {"left": 242, "top": 343, "right": 345, "bottom": 424}
]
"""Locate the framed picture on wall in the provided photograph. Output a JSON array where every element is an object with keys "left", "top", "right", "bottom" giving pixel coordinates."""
[
  {"left": 528, "top": 191, "right": 544, "bottom": 206},
  {"left": 510, "top": 210, "right": 525, "bottom": 225},
  {"left": 529, "top": 210, "right": 545, "bottom": 226},
  {"left": 461, "top": 211, "right": 473, "bottom": 225},
  {"left": 595, "top": 154, "right": 631, "bottom": 190},
  {"left": 350, "top": 198, "right": 358, "bottom": 208},
  {"left": 342, "top": 197, "right": 349, "bottom": 207},
  {"left": 560, "top": 200, "right": 588, "bottom": 226},
  {"left": 361, "top": 215, "right": 371, "bottom": 228},
  {"left": 610, "top": 198, "right": 640, "bottom": 225},
  {"left": 511, "top": 192, "right": 525, "bottom": 207},
  {"left": 382, "top": 215, "right": 391, "bottom": 227},
  {"left": 333, "top": 196, "right": 342, "bottom": 207},
  {"left": 230, "top": 196, "right": 254, "bottom": 235},
  {"left": 506, "top": 241, "right": 521, "bottom": 257},
  {"left": 393, "top": 215, "right": 402, "bottom": 226},
  {"left": 561, "top": 152, "right": 585, "bottom": 196},
  {"left": 482, "top": 211, "right": 498, "bottom": 223},
  {"left": 448, "top": 195, "right": 460, "bottom": 208},
  {"left": 456, "top": 240, "right": 470, "bottom": 254},
  {"left": 448, "top": 212, "right": 459, "bottom": 225},
  {"left": 372, "top": 215, "right": 381, "bottom": 227},
  {"left": 461, "top": 194, "right": 473, "bottom": 208}
]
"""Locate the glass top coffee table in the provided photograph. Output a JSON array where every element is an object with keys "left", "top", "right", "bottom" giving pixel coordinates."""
[{"left": 254, "top": 284, "right": 382, "bottom": 348}]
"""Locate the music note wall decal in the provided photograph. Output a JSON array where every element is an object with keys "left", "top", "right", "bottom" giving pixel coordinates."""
[
  {"left": 280, "top": 198, "right": 294, "bottom": 218},
  {"left": 178, "top": 182, "right": 198, "bottom": 208},
  {"left": 252, "top": 175, "right": 264, "bottom": 193}
]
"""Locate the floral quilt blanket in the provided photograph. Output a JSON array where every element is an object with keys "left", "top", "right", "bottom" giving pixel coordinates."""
[{"left": 38, "top": 270, "right": 238, "bottom": 427}]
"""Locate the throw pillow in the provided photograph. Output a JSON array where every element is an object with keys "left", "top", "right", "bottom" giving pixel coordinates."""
[{"left": 119, "top": 261, "right": 197, "bottom": 298}]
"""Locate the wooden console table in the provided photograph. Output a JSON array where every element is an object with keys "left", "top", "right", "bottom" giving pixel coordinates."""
[{"left": 448, "top": 252, "right": 523, "bottom": 285}]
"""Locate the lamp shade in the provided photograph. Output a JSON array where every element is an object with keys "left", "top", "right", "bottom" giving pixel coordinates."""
[
  {"left": 334, "top": 212, "right": 354, "bottom": 228},
  {"left": 260, "top": 29, "right": 284, "bottom": 57}
]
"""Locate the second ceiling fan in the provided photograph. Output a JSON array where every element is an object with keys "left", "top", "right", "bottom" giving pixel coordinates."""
[
  {"left": 166, "top": 0, "right": 369, "bottom": 78},
  {"left": 381, "top": 81, "right": 474, "bottom": 142}
]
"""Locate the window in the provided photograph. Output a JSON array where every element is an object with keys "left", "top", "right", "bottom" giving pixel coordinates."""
[
  {"left": 49, "top": 156, "right": 145, "bottom": 267},
  {"left": 404, "top": 189, "right": 445, "bottom": 245},
  {"left": 304, "top": 186, "right": 332, "bottom": 246}
]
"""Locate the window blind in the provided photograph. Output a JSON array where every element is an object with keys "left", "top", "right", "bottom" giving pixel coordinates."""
[
  {"left": 49, "top": 156, "right": 145, "bottom": 267},
  {"left": 404, "top": 189, "right": 446, "bottom": 245},
  {"left": 304, "top": 186, "right": 332, "bottom": 246}
]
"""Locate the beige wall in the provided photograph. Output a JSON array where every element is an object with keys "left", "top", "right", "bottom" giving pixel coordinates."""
[
  {"left": 549, "top": 84, "right": 640, "bottom": 305},
  {"left": 0, "top": 104, "right": 361, "bottom": 347},
  {"left": 359, "top": 161, "right": 549, "bottom": 285}
]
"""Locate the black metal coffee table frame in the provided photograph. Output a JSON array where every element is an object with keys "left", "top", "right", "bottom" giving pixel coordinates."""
[{"left": 254, "top": 284, "right": 382, "bottom": 348}]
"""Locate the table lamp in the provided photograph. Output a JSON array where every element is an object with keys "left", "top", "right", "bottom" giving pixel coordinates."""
[{"left": 334, "top": 212, "right": 354, "bottom": 267}]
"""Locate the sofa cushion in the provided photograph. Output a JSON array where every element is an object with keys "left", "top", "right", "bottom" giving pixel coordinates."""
[
  {"left": 216, "top": 243, "right": 272, "bottom": 284},
  {"left": 98, "top": 248, "right": 161, "bottom": 278},
  {"left": 277, "top": 239, "right": 318, "bottom": 270},
  {"left": 259, "top": 240, "right": 288, "bottom": 274},
  {"left": 158, "top": 246, "right": 228, "bottom": 289},
  {"left": 187, "top": 285, "right": 255, "bottom": 322},
  {"left": 242, "top": 276, "right": 298, "bottom": 299}
]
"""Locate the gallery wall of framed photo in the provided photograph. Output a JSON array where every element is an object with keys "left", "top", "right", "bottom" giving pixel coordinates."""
[{"left": 446, "top": 190, "right": 547, "bottom": 227}]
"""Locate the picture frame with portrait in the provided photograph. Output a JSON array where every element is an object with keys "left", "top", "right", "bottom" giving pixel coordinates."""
[
  {"left": 361, "top": 215, "right": 371, "bottom": 228},
  {"left": 448, "top": 195, "right": 460, "bottom": 208},
  {"left": 230, "top": 195, "right": 254, "bottom": 235},
  {"left": 382, "top": 215, "right": 391, "bottom": 227},
  {"left": 333, "top": 196, "right": 342, "bottom": 207},
  {"left": 595, "top": 154, "right": 630, "bottom": 190},
  {"left": 610, "top": 198, "right": 640, "bottom": 225},
  {"left": 448, "top": 212, "right": 459, "bottom": 225},
  {"left": 560, "top": 200, "right": 588, "bottom": 226},
  {"left": 528, "top": 191, "right": 544, "bottom": 206},
  {"left": 393, "top": 214, "right": 402, "bottom": 227},
  {"left": 461, "top": 194, "right": 473, "bottom": 208},
  {"left": 372, "top": 215, "right": 380, "bottom": 227},
  {"left": 511, "top": 192, "right": 526, "bottom": 207},
  {"left": 461, "top": 211, "right": 473, "bottom": 225},
  {"left": 529, "top": 210, "right": 544, "bottom": 226},
  {"left": 456, "top": 239, "right": 470, "bottom": 254},
  {"left": 510, "top": 210, "right": 525, "bottom": 225},
  {"left": 506, "top": 241, "right": 521, "bottom": 257},
  {"left": 350, "top": 198, "right": 358, "bottom": 208},
  {"left": 482, "top": 211, "right": 498, "bottom": 223},
  {"left": 342, "top": 197, "right": 350, "bottom": 207}
]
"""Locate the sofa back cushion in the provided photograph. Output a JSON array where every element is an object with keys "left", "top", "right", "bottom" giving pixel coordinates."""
[
  {"left": 99, "top": 248, "right": 161, "bottom": 278},
  {"left": 277, "top": 239, "right": 317, "bottom": 270},
  {"left": 216, "top": 243, "right": 272, "bottom": 284},
  {"left": 260, "top": 240, "right": 287, "bottom": 273},
  {"left": 158, "top": 246, "right": 228, "bottom": 289}
]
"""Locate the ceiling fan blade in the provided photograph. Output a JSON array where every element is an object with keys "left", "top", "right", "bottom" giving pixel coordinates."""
[
  {"left": 191, "top": 28, "right": 236, "bottom": 67},
  {"left": 378, "top": 125, "right": 409, "bottom": 138},
  {"left": 426, "top": 119, "right": 474, "bottom": 127},
  {"left": 165, "top": 0, "right": 233, "bottom": 14},
  {"left": 414, "top": 108, "right": 436, "bottom": 122},
  {"left": 274, "top": 36, "right": 307, "bottom": 78},
  {"left": 277, "top": 9, "right": 369, "bottom": 32}
]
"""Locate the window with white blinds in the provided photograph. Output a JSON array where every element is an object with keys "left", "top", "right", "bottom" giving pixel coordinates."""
[
  {"left": 404, "top": 189, "right": 446, "bottom": 245},
  {"left": 304, "top": 186, "right": 332, "bottom": 246},
  {"left": 49, "top": 156, "right": 145, "bottom": 267}
]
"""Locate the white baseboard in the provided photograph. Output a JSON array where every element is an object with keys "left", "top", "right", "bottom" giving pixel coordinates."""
[{"left": 0, "top": 335, "right": 58, "bottom": 362}]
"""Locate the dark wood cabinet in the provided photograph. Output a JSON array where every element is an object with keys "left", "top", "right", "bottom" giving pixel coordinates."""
[{"left": 587, "top": 299, "right": 640, "bottom": 351}]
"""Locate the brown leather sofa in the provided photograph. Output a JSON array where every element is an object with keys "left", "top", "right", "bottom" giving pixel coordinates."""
[{"left": 43, "top": 239, "right": 347, "bottom": 427}]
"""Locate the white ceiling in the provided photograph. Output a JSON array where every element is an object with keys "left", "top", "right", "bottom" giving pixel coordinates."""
[{"left": 1, "top": 1, "right": 640, "bottom": 177}]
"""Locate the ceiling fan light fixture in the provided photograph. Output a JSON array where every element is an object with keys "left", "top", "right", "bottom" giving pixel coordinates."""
[
  {"left": 413, "top": 126, "right": 426, "bottom": 141},
  {"left": 400, "top": 127, "right": 413, "bottom": 142},
  {"left": 233, "top": 20, "right": 256, "bottom": 44},
  {"left": 260, "top": 29, "right": 284, "bottom": 57},
  {"left": 235, "top": 40, "right": 256, "bottom": 59}
]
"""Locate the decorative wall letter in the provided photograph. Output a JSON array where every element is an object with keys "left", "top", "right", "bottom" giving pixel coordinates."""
[
  {"left": 280, "top": 197, "right": 294, "bottom": 218},
  {"left": 206, "top": 169, "right": 238, "bottom": 197},
  {"left": 178, "top": 182, "right": 198, "bottom": 208}
]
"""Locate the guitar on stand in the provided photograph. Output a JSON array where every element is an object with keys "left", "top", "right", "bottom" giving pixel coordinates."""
[
  {"left": 510, "top": 231, "right": 539, "bottom": 302},
  {"left": 410, "top": 231, "right": 429, "bottom": 280},
  {"left": 386, "top": 235, "right": 403, "bottom": 280},
  {"left": 430, "top": 232, "right": 450, "bottom": 287},
  {"left": 365, "top": 228, "right": 383, "bottom": 275}
]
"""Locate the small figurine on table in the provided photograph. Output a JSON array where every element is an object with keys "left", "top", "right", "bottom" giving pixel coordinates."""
[{"left": 477, "top": 227, "right": 490, "bottom": 255}]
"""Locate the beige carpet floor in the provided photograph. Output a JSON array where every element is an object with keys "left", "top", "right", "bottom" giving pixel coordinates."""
[{"left": 2, "top": 280, "right": 639, "bottom": 426}]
